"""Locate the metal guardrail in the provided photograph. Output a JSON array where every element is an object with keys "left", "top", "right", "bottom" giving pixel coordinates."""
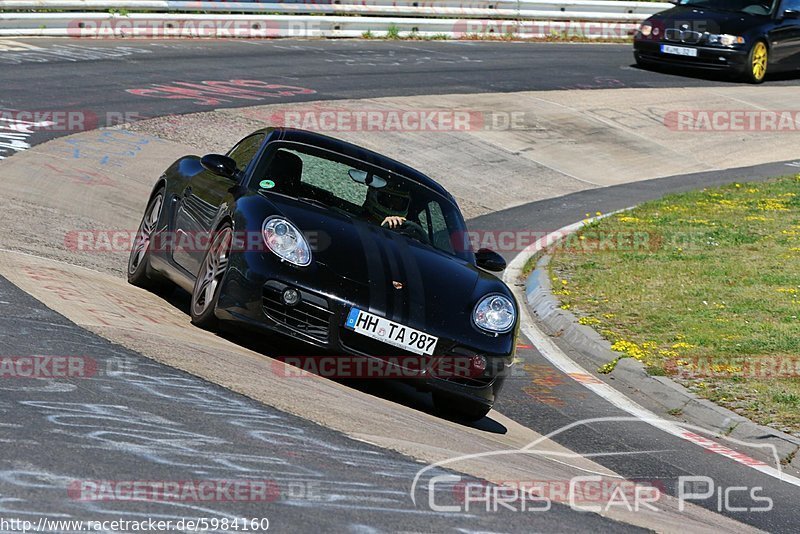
[
  {"left": 0, "top": 0, "right": 669, "bottom": 38},
  {"left": 0, "top": 1, "right": 672, "bottom": 15}
]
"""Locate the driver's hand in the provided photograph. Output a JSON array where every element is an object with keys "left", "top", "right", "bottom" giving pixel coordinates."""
[{"left": 381, "top": 216, "right": 406, "bottom": 229}]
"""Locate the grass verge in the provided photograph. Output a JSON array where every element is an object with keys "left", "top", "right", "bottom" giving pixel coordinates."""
[{"left": 548, "top": 176, "right": 800, "bottom": 434}]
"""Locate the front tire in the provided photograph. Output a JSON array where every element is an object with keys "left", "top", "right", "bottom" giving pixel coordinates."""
[
  {"left": 743, "top": 40, "right": 768, "bottom": 84},
  {"left": 433, "top": 393, "right": 492, "bottom": 422},
  {"left": 190, "top": 224, "right": 233, "bottom": 330},
  {"left": 128, "top": 189, "right": 171, "bottom": 293}
]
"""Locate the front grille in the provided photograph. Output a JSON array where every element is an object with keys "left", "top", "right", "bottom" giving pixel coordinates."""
[
  {"left": 664, "top": 29, "right": 702, "bottom": 44},
  {"left": 262, "top": 282, "right": 333, "bottom": 343}
]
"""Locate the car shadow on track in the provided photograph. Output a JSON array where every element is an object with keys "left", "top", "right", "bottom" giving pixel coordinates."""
[
  {"left": 160, "top": 288, "right": 508, "bottom": 435},
  {"left": 630, "top": 63, "right": 800, "bottom": 84}
]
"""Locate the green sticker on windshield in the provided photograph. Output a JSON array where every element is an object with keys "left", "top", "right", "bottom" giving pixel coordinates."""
[{"left": 259, "top": 179, "right": 275, "bottom": 190}]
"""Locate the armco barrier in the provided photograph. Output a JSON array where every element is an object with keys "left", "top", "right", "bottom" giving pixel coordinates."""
[{"left": 0, "top": 0, "right": 670, "bottom": 37}]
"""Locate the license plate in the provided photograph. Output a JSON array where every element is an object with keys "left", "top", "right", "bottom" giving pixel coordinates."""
[
  {"left": 345, "top": 308, "right": 438, "bottom": 356},
  {"left": 660, "top": 44, "right": 698, "bottom": 57}
]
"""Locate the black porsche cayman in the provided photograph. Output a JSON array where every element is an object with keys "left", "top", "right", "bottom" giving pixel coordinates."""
[
  {"left": 128, "top": 128, "right": 518, "bottom": 421},
  {"left": 633, "top": 0, "right": 800, "bottom": 83}
]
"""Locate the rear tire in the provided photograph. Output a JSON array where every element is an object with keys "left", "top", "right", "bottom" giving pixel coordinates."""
[
  {"left": 128, "top": 189, "right": 172, "bottom": 293},
  {"left": 742, "top": 40, "right": 768, "bottom": 84},
  {"left": 433, "top": 393, "right": 492, "bottom": 422},
  {"left": 190, "top": 224, "right": 233, "bottom": 330}
]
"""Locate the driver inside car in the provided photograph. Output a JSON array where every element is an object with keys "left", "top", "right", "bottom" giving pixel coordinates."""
[{"left": 363, "top": 182, "right": 412, "bottom": 229}]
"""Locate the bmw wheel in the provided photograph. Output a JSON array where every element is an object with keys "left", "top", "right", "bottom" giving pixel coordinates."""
[{"left": 743, "top": 40, "right": 768, "bottom": 84}]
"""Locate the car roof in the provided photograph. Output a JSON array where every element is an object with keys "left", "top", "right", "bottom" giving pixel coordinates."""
[{"left": 255, "top": 127, "right": 455, "bottom": 202}]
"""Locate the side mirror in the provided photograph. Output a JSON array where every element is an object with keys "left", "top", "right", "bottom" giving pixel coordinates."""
[
  {"left": 201, "top": 154, "right": 239, "bottom": 179},
  {"left": 475, "top": 248, "right": 506, "bottom": 272},
  {"left": 784, "top": 9, "right": 800, "bottom": 19}
]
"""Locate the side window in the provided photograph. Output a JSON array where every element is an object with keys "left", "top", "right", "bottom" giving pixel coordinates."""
[
  {"left": 227, "top": 134, "right": 264, "bottom": 173},
  {"left": 418, "top": 209, "right": 429, "bottom": 233},
  {"left": 426, "top": 201, "right": 455, "bottom": 254}
]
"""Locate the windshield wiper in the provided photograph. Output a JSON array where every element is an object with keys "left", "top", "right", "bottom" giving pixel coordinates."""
[{"left": 297, "top": 197, "right": 331, "bottom": 209}]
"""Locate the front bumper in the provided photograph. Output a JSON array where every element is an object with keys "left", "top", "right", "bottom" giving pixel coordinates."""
[
  {"left": 215, "top": 253, "right": 515, "bottom": 409},
  {"left": 633, "top": 39, "right": 749, "bottom": 73}
]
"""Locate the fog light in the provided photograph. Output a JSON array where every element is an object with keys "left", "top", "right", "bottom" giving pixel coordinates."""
[
  {"left": 282, "top": 288, "right": 300, "bottom": 306},
  {"left": 471, "top": 354, "right": 488, "bottom": 374}
]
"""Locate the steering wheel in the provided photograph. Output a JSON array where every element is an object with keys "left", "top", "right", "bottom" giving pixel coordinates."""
[{"left": 396, "top": 220, "right": 430, "bottom": 244}]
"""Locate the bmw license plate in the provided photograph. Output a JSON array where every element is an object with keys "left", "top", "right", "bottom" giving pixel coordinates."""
[
  {"left": 345, "top": 308, "right": 438, "bottom": 356},
  {"left": 660, "top": 44, "right": 698, "bottom": 57}
]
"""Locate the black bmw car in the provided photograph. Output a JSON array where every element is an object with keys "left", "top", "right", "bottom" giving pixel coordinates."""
[
  {"left": 128, "top": 128, "right": 518, "bottom": 421},
  {"left": 633, "top": 0, "right": 800, "bottom": 83}
]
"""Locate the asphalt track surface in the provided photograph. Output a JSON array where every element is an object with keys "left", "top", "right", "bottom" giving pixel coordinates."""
[
  {"left": 0, "top": 277, "right": 639, "bottom": 532},
  {"left": 2, "top": 38, "right": 800, "bottom": 152},
  {"left": 2, "top": 39, "right": 800, "bottom": 532}
]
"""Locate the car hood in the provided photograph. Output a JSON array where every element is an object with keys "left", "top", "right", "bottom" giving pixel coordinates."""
[
  {"left": 265, "top": 194, "right": 492, "bottom": 330},
  {"left": 652, "top": 5, "right": 765, "bottom": 35}
]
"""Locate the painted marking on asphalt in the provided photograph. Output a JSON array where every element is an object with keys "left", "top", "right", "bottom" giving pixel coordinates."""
[
  {"left": 0, "top": 117, "right": 55, "bottom": 160},
  {"left": 0, "top": 43, "right": 152, "bottom": 64},
  {"left": 126, "top": 79, "right": 317, "bottom": 107},
  {"left": 505, "top": 218, "right": 800, "bottom": 488},
  {"left": 566, "top": 372, "right": 604, "bottom": 385},
  {"left": 0, "top": 39, "right": 42, "bottom": 52}
]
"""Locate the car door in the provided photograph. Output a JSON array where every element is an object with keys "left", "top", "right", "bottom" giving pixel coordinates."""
[
  {"left": 769, "top": 0, "right": 800, "bottom": 69},
  {"left": 173, "top": 133, "right": 265, "bottom": 275}
]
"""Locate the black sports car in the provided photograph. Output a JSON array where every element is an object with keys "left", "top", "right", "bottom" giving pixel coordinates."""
[
  {"left": 128, "top": 128, "right": 518, "bottom": 421},
  {"left": 633, "top": 0, "right": 800, "bottom": 83}
]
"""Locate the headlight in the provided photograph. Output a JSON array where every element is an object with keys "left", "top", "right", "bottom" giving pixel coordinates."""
[
  {"left": 708, "top": 34, "right": 745, "bottom": 46},
  {"left": 639, "top": 22, "right": 653, "bottom": 37},
  {"left": 473, "top": 294, "right": 516, "bottom": 334},
  {"left": 262, "top": 217, "right": 312, "bottom": 267}
]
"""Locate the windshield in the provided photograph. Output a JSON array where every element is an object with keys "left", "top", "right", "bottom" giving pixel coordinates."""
[
  {"left": 679, "top": 0, "right": 778, "bottom": 15},
  {"left": 251, "top": 142, "right": 472, "bottom": 261}
]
